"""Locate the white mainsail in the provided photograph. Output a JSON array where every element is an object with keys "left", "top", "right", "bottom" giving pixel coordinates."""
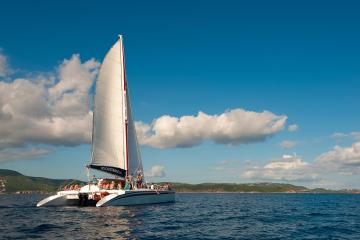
[{"left": 90, "top": 36, "right": 143, "bottom": 177}]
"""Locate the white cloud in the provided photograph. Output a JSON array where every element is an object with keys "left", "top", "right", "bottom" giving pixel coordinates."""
[
  {"left": 307, "top": 179, "right": 346, "bottom": 190},
  {"left": 0, "top": 148, "right": 50, "bottom": 162},
  {"left": 351, "top": 132, "right": 360, "bottom": 141},
  {"left": 330, "top": 131, "right": 360, "bottom": 141},
  {"left": 214, "top": 160, "right": 230, "bottom": 170},
  {"left": 280, "top": 140, "right": 297, "bottom": 149},
  {"left": 244, "top": 141, "right": 360, "bottom": 184},
  {"left": 315, "top": 141, "right": 360, "bottom": 175},
  {"left": 244, "top": 154, "right": 318, "bottom": 181},
  {"left": 0, "top": 53, "right": 99, "bottom": 160},
  {"left": 214, "top": 160, "right": 241, "bottom": 174},
  {"left": 145, "top": 165, "right": 166, "bottom": 177},
  {"left": 0, "top": 50, "right": 289, "bottom": 161},
  {"left": 288, "top": 124, "right": 299, "bottom": 132},
  {"left": 136, "top": 109, "right": 287, "bottom": 149},
  {"left": 331, "top": 132, "right": 348, "bottom": 139},
  {"left": 0, "top": 51, "right": 10, "bottom": 78}
]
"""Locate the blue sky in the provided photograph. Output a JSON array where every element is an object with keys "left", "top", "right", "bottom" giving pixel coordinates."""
[{"left": 0, "top": 0, "right": 360, "bottom": 189}]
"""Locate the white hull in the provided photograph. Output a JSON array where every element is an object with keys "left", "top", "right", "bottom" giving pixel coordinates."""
[
  {"left": 36, "top": 191, "right": 81, "bottom": 207},
  {"left": 96, "top": 190, "right": 175, "bottom": 207},
  {"left": 37, "top": 188, "right": 175, "bottom": 207}
]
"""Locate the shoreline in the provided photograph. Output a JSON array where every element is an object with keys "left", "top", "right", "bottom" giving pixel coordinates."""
[
  {"left": 2, "top": 191, "right": 359, "bottom": 195},
  {"left": 177, "top": 191, "right": 360, "bottom": 194}
]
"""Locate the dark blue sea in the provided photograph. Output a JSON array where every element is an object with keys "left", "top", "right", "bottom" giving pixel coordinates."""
[{"left": 0, "top": 193, "right": 359, "bottom": 239}]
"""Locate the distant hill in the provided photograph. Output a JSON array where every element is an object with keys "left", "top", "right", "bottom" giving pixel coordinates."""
[
  {"left": 170, "top": 182, "right": 310, "bottom": 193},
  {"left": 0, "top": 169, "right": 83, "bottom": 193},
  {"left": 0, "top": 169, "right": 358, "bottom": 194},
  {"left": 160, "top": 183, "right": 358, "bottom": 194}
]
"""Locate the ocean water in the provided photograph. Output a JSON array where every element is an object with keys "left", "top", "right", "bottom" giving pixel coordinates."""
[{"left": 0, "top": 193, "right": 359, "bottom": 239}]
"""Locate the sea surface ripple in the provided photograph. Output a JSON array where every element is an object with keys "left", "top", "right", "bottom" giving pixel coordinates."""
[{"left": 0, "top": 193, "right": 359, "bottom": 239}]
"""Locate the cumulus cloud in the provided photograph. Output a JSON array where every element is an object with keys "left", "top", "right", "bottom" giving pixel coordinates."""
[
  {"left": 316, "top": 141, "right": 360, "bottom": 175},
  {"left": 145, "top": 165, "right": 166, "bottom": 177},
  {"left": 0, "top": 50, "right": 288, "bottom": 161},
  {"left": 244, "top": 154, "right": 318, "bottom": 181},
  {"left": 280, "top": 140, "right": 297, "bottom": 149},
  {"left": 287, "top": 124, "right": 299, "bottom": 132},
  {"left": 136, "top": 109, "right": 287, "bottom": 149},
  {"left": 0, "top": 53, "right": 99, "bottom": 160},
  {"left": 0, "top": 51, "right": 10, "bottom": 78},
  {"left": 244, "top": 141, "right": 360, "bottom": 183}
]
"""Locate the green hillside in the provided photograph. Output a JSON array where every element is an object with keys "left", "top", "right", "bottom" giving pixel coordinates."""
[{"left": 0, "top": 169, "right": 83, "bottom": 193}]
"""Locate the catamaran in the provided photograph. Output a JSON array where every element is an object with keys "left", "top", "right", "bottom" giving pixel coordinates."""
[{"left": 37, "top": 36, "right": 175, "bottom": 207}]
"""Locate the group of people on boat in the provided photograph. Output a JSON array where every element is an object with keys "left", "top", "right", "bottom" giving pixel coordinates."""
[
  {"left": 62, "top": 172, "right": 172, "bottom": 192},
  {"left": 120, "top": 172, "right": 144, "bottom": 190},
  {"left": 84, "top": 172, "right": 146, "bottom": 191},
  {"left": 63, "top": 184, "right": 81, "bottom": 191},
  {"left": 150, "top": 182, "right": 172, "bottom": 191},
  {"left": 99, "top": 180, "right": 118, "bottom": 190}
]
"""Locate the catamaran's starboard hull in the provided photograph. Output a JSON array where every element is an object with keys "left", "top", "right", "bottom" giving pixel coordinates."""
[
  {"left": 96, "top": 190, "right": 175, "bottom": 207},
  {"left": 36, "top": 190, "right": 175, "bottom": 207}
]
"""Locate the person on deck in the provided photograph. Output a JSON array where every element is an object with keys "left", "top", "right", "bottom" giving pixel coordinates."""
[
  {"left": 124, "top": 177, "right": 131, "bottom": 190},
  {"left": 97, "top": 179, "right": 103, "bottom": 189},
  {"left": 118, "top": 181, "right": 124, "bottom": 190},
  {"left": 92, "top": 175, "right": 97, "bottom": 185},
  {"left": 136, "top": 173, "right": 143, "bottom": 189}
]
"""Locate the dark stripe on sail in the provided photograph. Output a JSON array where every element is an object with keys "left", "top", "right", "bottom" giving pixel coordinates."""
[{"left": 89, "top": 165, "right": 126, "bottom": 177}]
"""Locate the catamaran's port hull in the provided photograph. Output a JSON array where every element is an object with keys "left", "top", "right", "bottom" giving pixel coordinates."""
[
  {"left": 36, "top": 190, "right": 175, "bottom": 207},
  {"left": 36, "top": 193, "right": 80, "bottom": 207}
]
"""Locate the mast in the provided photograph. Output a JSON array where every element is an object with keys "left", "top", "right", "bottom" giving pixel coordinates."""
[
  {"left": 121, "top": 35, "right": 130, "bottom": 176},
  {"left": 121, "top": 37, "right": 144, "bottom": 177}
]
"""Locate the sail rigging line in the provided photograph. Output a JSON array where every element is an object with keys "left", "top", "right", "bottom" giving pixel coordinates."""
[
  {"left": 88, "top": 56, "right": 97, "bottom": 179},
  {"left": 90, "top": 96, "right": 95, "bottom": 166},
  {"left": 133, "top": 108, "right": 143, "bottom": 174},
  {"left": 135, "top": 128, "right": 143, "bottom": 175},
  {"left": 89, "top": 63, "right": 97, "bottom": 167},
  {"left": 125, "top": 120, "right": 129, "bottom": 176}
]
